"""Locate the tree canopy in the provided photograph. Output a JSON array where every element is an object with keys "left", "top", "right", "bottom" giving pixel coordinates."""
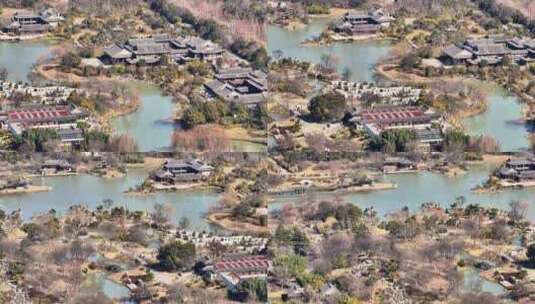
[
  {"left": 157, "top": 241, "right": 196, "bottom": 271},
  {"left": 308, "top": 92, "right": 347, "bottom": 123}
]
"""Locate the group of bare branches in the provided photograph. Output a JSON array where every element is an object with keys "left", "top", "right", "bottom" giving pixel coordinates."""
[
  {"left": 172, "top": 124, "right": 231, "bottom": 152},
  {"left": 171, "top": 0, "right": 266, "bottom": 43}
]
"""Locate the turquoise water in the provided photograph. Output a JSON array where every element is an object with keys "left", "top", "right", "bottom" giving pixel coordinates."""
[
  {"left": 111, "top": 83, "right": 176, "bottom": 152},
  {"left": 463, "top": 268, "right": 506, "bottom": 295},
  {"left": 0, "top": 41, "right": 54, "bottom": 83},
  {"left": 270, "top": 164, "right": 535, "bottom": 220},
  {"left": 0, "top": 168, "right": 220, "bottom": 231},
  {"left": 267, "top": 18, "right": 392, "bottom": 82},
  {"left": 463, "top": 86, "right": 530, "bottom": 152}
]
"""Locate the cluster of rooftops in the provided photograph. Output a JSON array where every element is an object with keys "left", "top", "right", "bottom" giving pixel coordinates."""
[
  {"left": 3, "top": 9, "right": 64, "bottom": 34},
  {"left": 331, "top": 81, "right": 422, "bottom": 105},
  {"left": 0, "top": 104, "right": 87, "bottom": 144},
  {"left": 152, "top": 159, "right": 214, "bottom": 183},
  {"left": 498, "top": 157, "right": 535, "bottom": 182},
  {"left": 333, "top": 9, "right": 394, "bottom": 35},
  {"left": 211, "top": 254, "right": 270, "bottom": 288},
  {"left": 204, "top": 67, "right": 268, "bottom": 107},
  {"left": 350, "top": 105, "right": 443, "bottom": 149},
  {"left": 0, "top": 82, "right": 77, "bottom": 106},
  {"left": 442, "top": 35, "right": 535, "bottom": 66},
  {"left": 102, "top": 34, "right": 224, "bottom": 65},
  {"left": 102, "top": 35, "right": 267, "bottom": 106}
]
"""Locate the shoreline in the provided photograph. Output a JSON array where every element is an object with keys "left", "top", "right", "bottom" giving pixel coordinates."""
[
  {"left": 205, "top": 212, "right": 268, "bottom": 235},
  {"left": 268, "top": 181, "right": 397, "bottom": 196},
  {"left": 124, "top": 184, "right": 221, "bottom": 196},
  {"left": 301, "top": 32, "right": 394, "bottom": 47},
  {"left": 0, "top": 33, "right": 51, "bottom": 41},
  {"left": 26, "top": 172, "right": 78, "bottom": 178},
  {"left": 0, "top": 185, "right": 52, "bottom": 195}
]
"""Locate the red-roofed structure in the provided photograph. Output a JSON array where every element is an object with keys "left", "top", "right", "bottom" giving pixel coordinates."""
[
  {"left": 2, "top": 105, "right": 88, "bottom": 134},
  {"left": 215, "top": 255, "right": 270, "bottom": 273},
  {"left": 214, "top": 255, "right": 270, "bottom": 288},
  {"left": 357, "top": 106, "right": 439, "bottom": 127}
]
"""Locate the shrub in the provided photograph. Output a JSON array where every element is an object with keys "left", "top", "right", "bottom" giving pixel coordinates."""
[{"left": 157, "top": 241, "right": 196, "bottom": 271}]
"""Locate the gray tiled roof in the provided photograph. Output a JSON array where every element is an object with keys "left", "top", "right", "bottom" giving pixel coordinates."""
[
  {"left": 443, "top": 45, "right": 473, "bottom": 60},
  {"left": 103, "top": 44, "right": 132, "bottom": 59}
]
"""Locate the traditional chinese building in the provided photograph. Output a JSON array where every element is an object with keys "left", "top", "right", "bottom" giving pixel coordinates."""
[
  {"left": 333, "top": 9, "right": 394, "bottom": 35},
  {"left": 101, "top": 35, "right": 224, "bottom": 65},
  {"left": 204, "top": 67, "right": 268, "bottom": 107}
]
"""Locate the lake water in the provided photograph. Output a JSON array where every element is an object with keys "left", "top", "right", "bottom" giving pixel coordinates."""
[
  {"left": 0, "top": 40, "right": 54, "bottom": 83},
  {"left": 463, "top": 86, "right": 530, "bottom": 152},
  {"left": 0, "top": 168, "right": 221, "bottom": 231},
  {"left": 267, "top": 18, "right": 392, "bottom": 83},
  {"left": 267, "top": 19, "right": 530, "bottom": 152},
  {"left": 111, "top": 83, "right": 176, "bottom": 152},
  {"left": 81, "top": 273, "right": 132, "bottom": 302},
  {"left": 463, "top": 267, "right": 506, "bottom": 296},
  {"left": 270, "top": 164, "right": 535, "bottom": 220}
]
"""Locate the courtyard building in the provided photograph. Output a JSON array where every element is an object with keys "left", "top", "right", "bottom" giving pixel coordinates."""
[
  {"left": 152, "top": 159, "right": 214, "bottom": 183},
  {"left": 0, "top": 104, "right": 88, "bottom": 135},
  {"left": 442, "top": 35, "right": 535, "bottom": 66},
  {"left": 101, "top": 35, "right": 224, "bottom": 66},
  {"left": 4, "top": 9, "right": 64, "bottom": 34},
  {"left": 333, "top": 9, "right": 394, "bottom": 35},
  {"left": 204, "top": 67, "right": 268, "bottom": 107}
]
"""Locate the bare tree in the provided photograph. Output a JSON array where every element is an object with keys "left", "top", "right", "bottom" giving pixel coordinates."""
[
  {"left": 109, "top": 134, "right": 139, "bottom": 153},
  {"left": 177, "top": 216, "right": 190, "bottom": 230},
  {"left": 509, "top": 200, "right": 529, "bottom": 224},
  {"left": 319, "top": 53, "right": 339, "bottom": 74},
  {"left": 167, "top": 283, "right": 188, "bottom": 303},
  {"left": 152, "top": 203, "right": 175, "bottom": 228},
  {"left": 0, "top": 67, "right": 8, "bottom": 81}
]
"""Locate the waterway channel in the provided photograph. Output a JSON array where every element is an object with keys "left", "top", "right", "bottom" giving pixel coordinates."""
[
  {"left": 270, "top": 163, "right": 535, "bottom": 221},
  {"left": 0, "top": 40, "right": 54, "bottom": 83},
  {"left": 267, "top": 19, "right": 530, "bottom": 152},
  {"left": 0, "top": 41, "right": 266, "bottom": 152},
  {"left": 267, "top": 18, "right": 391, "bottom": 83},
  {"left": 0, "top": 168, "right": 221, "bottom": 231}
]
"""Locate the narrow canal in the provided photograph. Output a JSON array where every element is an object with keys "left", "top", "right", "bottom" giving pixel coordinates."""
[{"left": 111, "top": 83, "right": 176, "bottom": 152}]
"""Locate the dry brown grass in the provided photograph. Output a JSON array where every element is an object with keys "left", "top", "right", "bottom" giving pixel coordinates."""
[
  {"left": 172, "top": 124, "right": 232, "bottom": 152},
  {"left": 496, "top": 0, "right": 535, "bottom": 20},
  {"left": 170, "top": 0, "right": 266, "bottom": 44}
]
